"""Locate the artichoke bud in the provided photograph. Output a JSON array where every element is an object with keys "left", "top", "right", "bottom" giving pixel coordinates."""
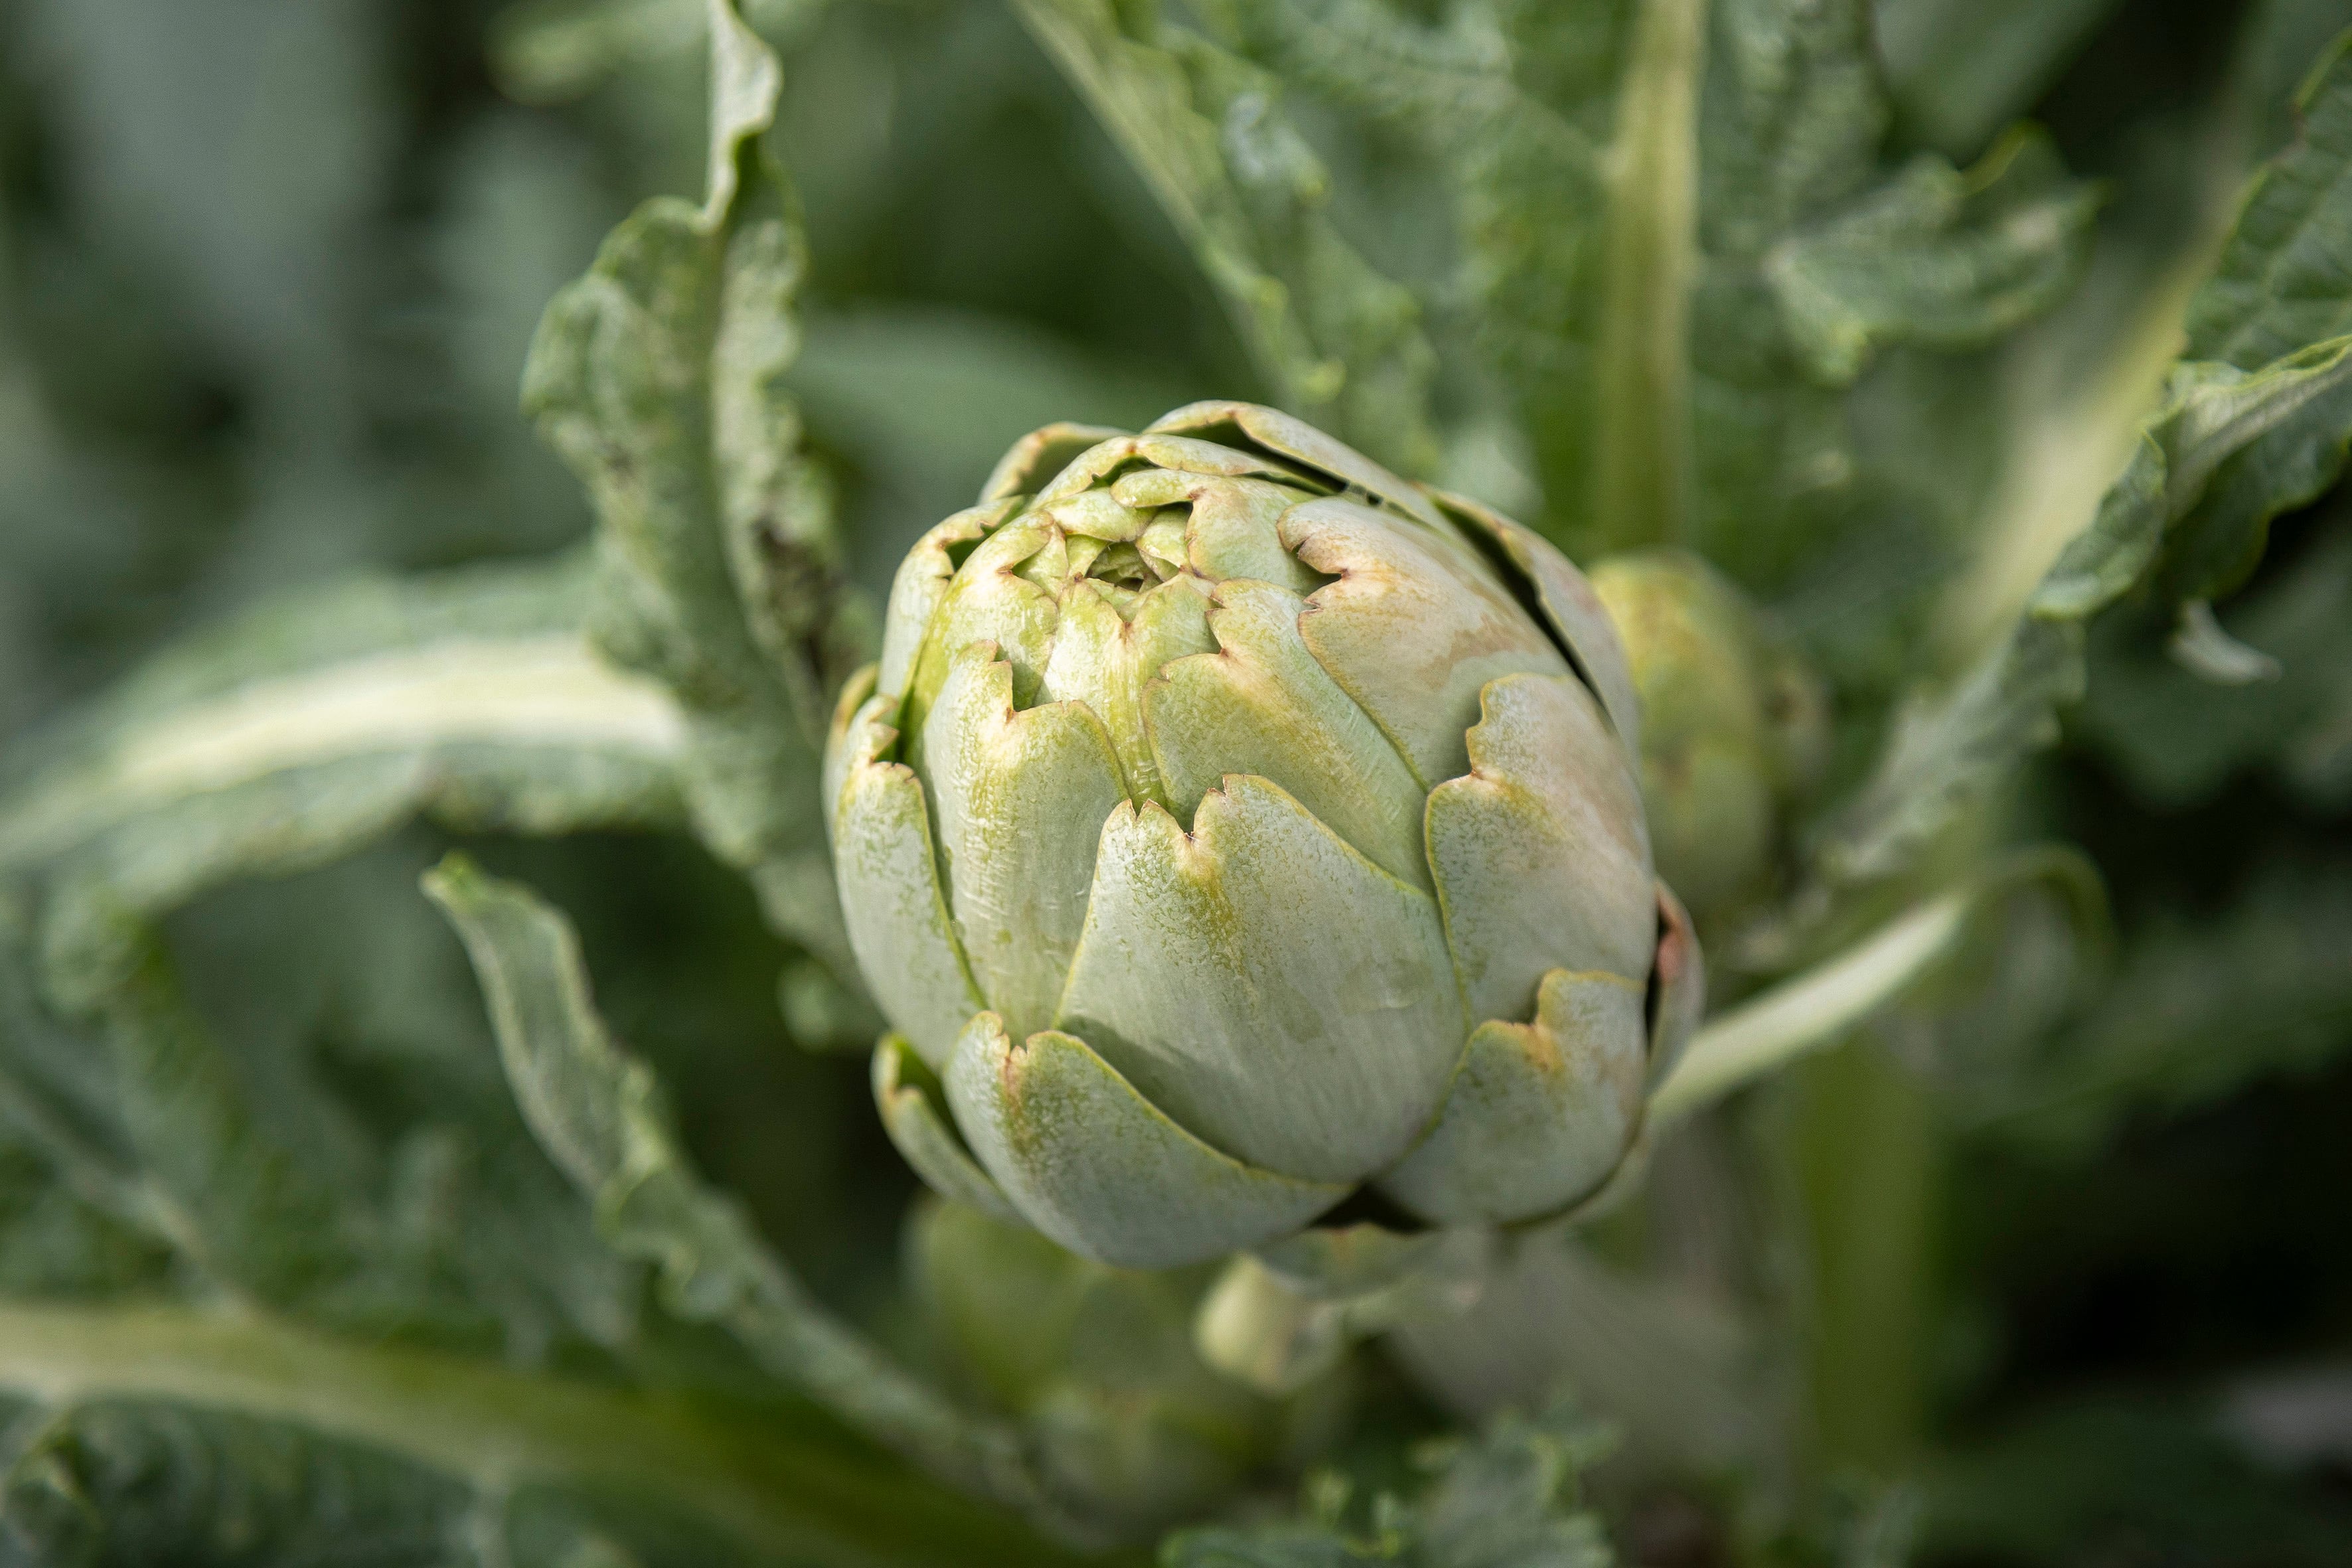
[
  {"left": 907, "top": 1196, "right": 1334, "bottom": 1531},
  {"left": 1588, "top": 551, "right": 1828, "bottom": 918},
  {"left": 829, "top": 402, "right": 1704, "bottom": 1273}
]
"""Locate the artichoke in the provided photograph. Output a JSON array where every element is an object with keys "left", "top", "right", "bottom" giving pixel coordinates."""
[
  {"left": 826, "top": 402, "right": 1703, "bottom": 1270},
  {"left": 909, "top": 1196, "right": 1338, "bottom": 1530},
  {"left": 1588, "top": 552, "right": 1828, "bottom": 917}
]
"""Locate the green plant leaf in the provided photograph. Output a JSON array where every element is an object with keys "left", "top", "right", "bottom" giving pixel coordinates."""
[
  {"left": 1764, "top": 131, "right": 2100, "bottom": 390},
  {"left": 1183, "top": 0, "right": 2093, "bottom": 580},
  {"left": 1810, "top": 35, "right": 2352, "bottom": 905},
  {"left": 1007, "top": 0, "right": 1440, "bottom": 477},
  {"left": 2187, "top": 32, "right": 2352, "bottom": 370},
  {"left": 1874, "top": 0, "right": 2124, "bottom": 157},
  {"left": 0, "top": 553, "right": 683, "bottom": 946},
  {"left": 0, "top": 872, "right": 646, "bottom": 1357},
  {"left": 1816, "top": 333, "right": 2352, "bottom": 894},
  {"left": 422, "top": 854, "right": 1089, "bottom": 1539},
  {"left": 2076, "top": 520, "right": 2352, "bottom": 808},
  {"left": 1953, "top": 857, "right": 2352, "bottom": 1154},
  {"left": 1688, "top": 0, "right": 2097, "bottom": 582},
  {"left": 523, "top": 0, "right": 864, "bottom": 977},
  {"left": 0, "top": 553, "right": 692, "bottom": 1349},
  {"left": 2160, "top": 30, "right": 2352, "bottom": 603},
  {"left": 1162, "top": 1399, "right": 1616, "bottom": 1568},
  {"left": 0, "top": 1301, "right": 1076, "bottom": 1567},
  {"left": 1193, "top": 0, "right": 1685, "bottom": 552}
]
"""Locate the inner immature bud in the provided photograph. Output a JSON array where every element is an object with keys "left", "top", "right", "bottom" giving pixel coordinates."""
[{"left": 1085, "top": 541, "right": 1156, "bottom": 590}]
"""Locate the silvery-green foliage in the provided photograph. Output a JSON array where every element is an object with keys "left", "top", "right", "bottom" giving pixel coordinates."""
[
  {"left": 1008, "top": 0, "right": 1443, "bottom": 478},
  {"left": 1873, "top": 0, "right": 2122, "bottom": 155},
  {"left": 0, "top": 554, "right": 684, "bottom": 952},
  {"left": 1083, "top": 0, "right": 2101, "bottom": 592},
  {"left": 1807, "top": 36, "right": 2352, "bottom": 913},
  {"left": 0, "top": 554, "right": 696, "bottom": 1354},
  {"left": 522, "top": 0, "right": 868, "bottom": 979},
  {"left": 422, "top": 856, "right": 1098, "bottom": 1537},
  {"left": 0, "top": 1295, "right": 1053, "bottom": 1567},
  {"left": 1162, "top": 1399, "right": 1616, "bottom": 1568},
  {"left": 0, "top": 832, "right": 1090, "bottom": 1566}
]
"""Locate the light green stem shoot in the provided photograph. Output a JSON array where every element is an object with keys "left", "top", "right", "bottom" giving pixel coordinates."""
[{"left": 1593, "top": 0, "right": 1707, "bottom": 550}]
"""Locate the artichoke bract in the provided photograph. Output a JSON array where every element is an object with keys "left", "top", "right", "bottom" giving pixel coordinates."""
[{"left": 826, "top": 402, "right": 1703, "bottom": 1269}]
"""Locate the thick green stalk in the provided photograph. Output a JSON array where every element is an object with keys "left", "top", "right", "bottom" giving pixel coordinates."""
[
  {"left": 1787, "top": 1040, "right": 1939, "bottom": 1473},
  {"left": 1593, "top": 0, "right": 1706, "bottom": 550}
]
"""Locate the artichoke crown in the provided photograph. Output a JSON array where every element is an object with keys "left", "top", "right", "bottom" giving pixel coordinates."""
[{"left": 828, "top": 402, "right": 1701, "bottom": 1269}]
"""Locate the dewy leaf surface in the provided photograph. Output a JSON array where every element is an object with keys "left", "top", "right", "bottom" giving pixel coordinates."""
[{"left": 524, "top": 0, "right": 862, "bottom": 976}]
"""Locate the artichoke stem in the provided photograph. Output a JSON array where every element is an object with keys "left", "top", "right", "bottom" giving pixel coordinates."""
[{"left": 1786, "top": 1036, "right": 1938, "bottom": 1474}]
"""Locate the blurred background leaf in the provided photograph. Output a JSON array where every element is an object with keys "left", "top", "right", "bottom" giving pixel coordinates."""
[{"left": 5, "top": 0, "right": 2352, "bottom": 1563}]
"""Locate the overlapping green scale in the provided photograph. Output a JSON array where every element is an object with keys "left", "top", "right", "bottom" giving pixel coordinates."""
[
  {"left": 1279, "top": 496, "right": 1571, "bottom": 787},
  {"left": 1379, "top": 969, "right": 1650, "bottom": 1225},
  {"left": 872, "top": 1035, "right": 1026, "bottom": 1226},
  {"left": 1431, "top": 489, "right": 1644, "bottom": 759},
  {"left": 880, "top": 503, "right": 1011, "bottom": 700},
  {"left": 1056, "top": 779, "right": 1462, "bottom": 1183},
  {"left": 1147, "top": 580, "right": 1433, "bottom": 894},
  {"left": 1039, "top": 579, "right": 1214, "bottom": 809},
  {"left": 827, "top": 696, "right": 981, "bottom": 1069},
  {"left": 943, "top": 1012, "right": 1346, "bottom": 1269},
  {"left": 1147, "top": 400, "right": 1445, "bottom": 530},
  {"left": 831, "top": 402, "right": 1698, "bottom": 1266},
  {"left": 922, "top": 645, "right": 1126, "bottom": 1040},
  {"left": 1426, "top": 671, "right": 1656, "bottom": 1022}
]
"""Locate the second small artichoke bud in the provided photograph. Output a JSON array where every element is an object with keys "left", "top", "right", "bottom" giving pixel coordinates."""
[
  {"left": 1589, "top": 552, "right": 1828, "bottom": 918},
  {"left": 907, "top": 1197, "right": 1338, "bottom": 1532}
]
